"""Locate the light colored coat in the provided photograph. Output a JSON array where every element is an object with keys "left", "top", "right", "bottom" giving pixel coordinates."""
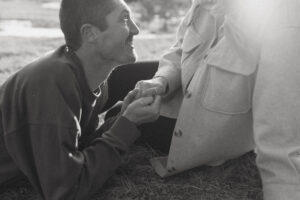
[{"left": 151, "top": 0, "right": 300, "bottom": 199}]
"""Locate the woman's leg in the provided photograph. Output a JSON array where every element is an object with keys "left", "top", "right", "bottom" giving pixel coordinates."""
[
  {"left": 104, "top": 61, "right": 176, "bottom": 154},
  {"left": 138, "top": 116, "right": 176, "bottom": 154}
]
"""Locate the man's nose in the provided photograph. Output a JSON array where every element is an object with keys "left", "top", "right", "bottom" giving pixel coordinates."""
[{"left": 129, "top": 20, "right": 139, "bottom": 35}]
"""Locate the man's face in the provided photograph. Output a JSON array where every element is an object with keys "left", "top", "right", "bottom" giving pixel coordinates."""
[{"left": 97, "top": 0, "right": 139, "bottom": 65}]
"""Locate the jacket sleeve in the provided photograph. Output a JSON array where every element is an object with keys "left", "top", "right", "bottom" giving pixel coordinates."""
[
  {"left": 253, "top": 10, "right": 300, "bottom": 200},
  {"left": 2, "top": 74, "right": 140, "bottom": 200},
  {"left": 153, "top": 6, "right": 191, "bottom": 96},
  {"left": 154, "top": 0, "right": 225, "bottom": 96}
]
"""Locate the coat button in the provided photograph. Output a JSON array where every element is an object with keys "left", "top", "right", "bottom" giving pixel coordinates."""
[
  {"left": 185, "top": 89, "right": 192, "bottom": 98},
  {"left": 174, "top": 129, "right": 183, "bottom": 137},
  {"left": 167, "top": 167, "right": 176, "bottom": 173}
]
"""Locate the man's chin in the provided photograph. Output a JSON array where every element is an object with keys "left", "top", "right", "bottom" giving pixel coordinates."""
[
  {"left": 117, "top": 53, "right": 137, "bottom": 65},
  {"left": 127, "top": 54, "right": 137, "bottom": 63}
]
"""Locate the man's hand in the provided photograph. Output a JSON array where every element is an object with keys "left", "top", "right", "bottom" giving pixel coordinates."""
[
  {"left": 122, "top": 94, "right": 161, "bottom": 125},
  {"left": 120, "top": 88, "right": 139, "bottom": 114},
  {"left": 135, "top": 77, "right": 168, "bottom": 97}
]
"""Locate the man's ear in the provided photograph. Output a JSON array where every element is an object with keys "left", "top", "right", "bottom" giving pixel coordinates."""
[{"left": 80, "top": 24, "right": 101, "bottom": 43}]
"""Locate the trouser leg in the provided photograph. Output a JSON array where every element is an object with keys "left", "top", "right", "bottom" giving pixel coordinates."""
[{"left": 104, "top": 61, "right": 160, "bottom": 110}]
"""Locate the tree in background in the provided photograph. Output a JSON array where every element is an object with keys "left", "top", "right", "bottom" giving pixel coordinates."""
[{"left": 126, "top": 0, "right": 191, "bottom": 32}]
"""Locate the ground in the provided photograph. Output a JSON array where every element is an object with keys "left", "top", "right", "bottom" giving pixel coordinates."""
[{"left": 0, "top": 0, "right": 263, "bottom": 199}]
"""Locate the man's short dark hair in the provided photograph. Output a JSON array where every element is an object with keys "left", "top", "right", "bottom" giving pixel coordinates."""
[{"left": 59, "top": 0, "right": 116, "bottom": 50}]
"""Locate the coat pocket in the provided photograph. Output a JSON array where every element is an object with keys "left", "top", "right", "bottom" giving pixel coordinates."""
[
  {"left": 201, "top": 61, "right": 253, "bottom": 115},
  {"left": 289, "top": 151, "right": 300, "bottom": 181},
  {"left": 200, "top": 35, "right": 257, "bottom": 115}
]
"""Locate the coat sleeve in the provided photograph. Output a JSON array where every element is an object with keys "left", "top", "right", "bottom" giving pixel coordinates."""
[
  {"left": 2, "top": 73, "right": 140, "bottom": 200},
  {"left": 253, "top": 8, "right": 300, "bottom": 200},
  {"left": 153, "top": 5, "right": 191, "bottom": 96}
]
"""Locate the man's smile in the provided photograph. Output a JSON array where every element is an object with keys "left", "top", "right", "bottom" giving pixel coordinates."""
[{"left": 126, "top": 35, "right": 134, "bottom": 48}]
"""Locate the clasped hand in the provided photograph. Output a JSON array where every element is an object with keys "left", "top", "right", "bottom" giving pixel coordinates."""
[
  {"left": 121, "top": 77, "right": 169, "bottom": 125},
  {"left": 121, "top": 88, "right": 160, "bottom": 125}
]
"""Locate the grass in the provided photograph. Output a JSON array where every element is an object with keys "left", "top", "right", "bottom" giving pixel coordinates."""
[
  {"left": 0, "top": 144, "right": 262, "bottom": 200},
  {"left": 0, "top": 0, "right": 263, "bottom": 199},
  {"left": 0, "top": 35, "right": 175, "bottom": 84},
  {"left": 93, "top": 147, "right": 262, "bottom": 200},
  {"left": 0, "top": 0, "right": 60, "bottom": 28}
]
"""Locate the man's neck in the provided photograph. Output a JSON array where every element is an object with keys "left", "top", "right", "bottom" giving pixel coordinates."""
[{"left": 75, "top": 47, "right": 115, "bottom": 91}]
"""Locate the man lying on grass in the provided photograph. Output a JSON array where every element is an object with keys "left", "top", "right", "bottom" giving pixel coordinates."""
[{"left": 0, "top": 0, "right": 161, "bottom": 199}]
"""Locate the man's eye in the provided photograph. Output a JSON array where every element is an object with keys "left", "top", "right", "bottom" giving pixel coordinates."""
[{"left": 123, "top": 15, "right": 129, "bottom": 24}]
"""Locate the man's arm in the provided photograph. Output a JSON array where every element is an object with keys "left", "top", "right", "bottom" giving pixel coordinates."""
[
  {"left": 253, "top": 21, "right": 300, "bottom": 200},
  {"left": 5, "top": 117, "right": 138, "bottom": 200},
  {"left": 3, "top": 81, "right": 160, "bottom": 200}
]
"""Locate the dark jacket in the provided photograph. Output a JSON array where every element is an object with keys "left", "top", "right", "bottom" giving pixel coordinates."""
[{"left": 0, "top": 46, "right": 140, "bottom": 200}]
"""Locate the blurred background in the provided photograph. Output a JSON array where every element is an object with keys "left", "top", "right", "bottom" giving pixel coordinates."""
[{"left": 0, "top": 0, "right": 191, "bottom": 36}]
